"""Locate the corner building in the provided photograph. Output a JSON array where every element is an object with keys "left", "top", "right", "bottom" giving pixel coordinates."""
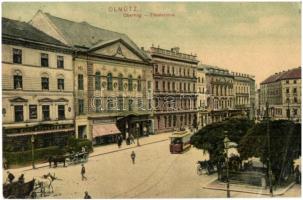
[
  {"left": 2, "top": 18, "right": 74, "bottom": 151},
  {"left": 260, "top": 67, "right": 301, "bottom": 122},
  {"left": 31, "top": 11, "right": 154, "bottom": 145},
  {"left": 146, "top": 46, "right": 198, "bottom": 133}
]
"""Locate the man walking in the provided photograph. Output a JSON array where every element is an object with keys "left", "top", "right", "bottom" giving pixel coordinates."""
[
  {"left": 7, "top": 171, "right": 15, "bottom": 184},
  {"left": 81, "top": 164, "right": 87, "bottom": 181},
  {"left": 131, "top": 151, "right": 136, "bottom": 164},
  {"left": 84, "top": 191, "right": 92, "bottom": 199}
]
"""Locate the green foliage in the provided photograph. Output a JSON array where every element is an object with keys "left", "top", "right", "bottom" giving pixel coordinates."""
[
  {"left": 238, "top": 120, "right": 301, "bottom": 184},
  {"left": 66, "top": 137, "right": 93, "bottom": 153},
  {"left": 190, "top": 118, "right": 254, "bottom": 162},
  {"left": 4, "top": 146, "right": 64, "bottom": 165}
]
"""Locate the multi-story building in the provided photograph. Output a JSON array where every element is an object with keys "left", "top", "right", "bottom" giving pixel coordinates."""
[
  {"left": 260, "top": 67, "right": 301, "bottom": 122},
  {"left": 202, "top": 65, "right": 235, "bottom": 123},
  {"left": 146, "top": 46, "right": 199, "bottom": 133},
  {"left": 196, "top": 65, "right": 208, "bottom": 129},
  {"left": 2, "top": 17, "right": 74, "bottom": 151},
  {"left": 231, "top": 72, "right": 256, "bottom": 119},
  {"left": 30, "top": 11, "right": 154, "bottom": 145}
]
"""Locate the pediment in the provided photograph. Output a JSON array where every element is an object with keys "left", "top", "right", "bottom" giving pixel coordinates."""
[
  {"left": 10, "top": 97, "right": 28, "bottom": 102},
  {"left": 88, "top": 39, "right": 145, "bottom": 62},
  {"left": 56, "top": 98, "right": 69, "bottom": 102},
  {"left": 38, "top": 98, "right": 53, "bottom": 102}
]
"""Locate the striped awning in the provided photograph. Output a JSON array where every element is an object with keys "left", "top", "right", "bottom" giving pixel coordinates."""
[{"left": 93, "top": 123, "right": 121, "bottom": 138}]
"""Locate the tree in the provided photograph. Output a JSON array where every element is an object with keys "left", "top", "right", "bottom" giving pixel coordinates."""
[
  {"left": 238, "top": 120, "right": 301, "bottom": 185},
  {"left": 190, "top": 118, "right": 254, "bottom": 169}
]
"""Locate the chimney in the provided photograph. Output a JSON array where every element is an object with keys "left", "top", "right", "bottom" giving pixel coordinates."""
[{"left": 171, "top": 47, "right": 180, "bottom": 53}]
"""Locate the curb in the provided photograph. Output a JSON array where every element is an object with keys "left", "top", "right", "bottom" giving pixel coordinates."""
[
  {"left": 22, "top": 138, "right": 169, "bottom": 172},
  {"left": 203, "top": 180, "right": 297, "bottom": 196}
]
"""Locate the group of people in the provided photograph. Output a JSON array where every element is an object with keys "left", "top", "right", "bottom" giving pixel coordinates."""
[
  {"left": 6, "top": 171, "right": 24, "bottom": 184},
  {"left": 117, "top": 134, "right": 136, "bottom": 148}
]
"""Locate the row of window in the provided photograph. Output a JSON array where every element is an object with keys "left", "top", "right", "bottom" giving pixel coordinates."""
[
  {"left": 13, "top": 48, "right": 65, "bottom": 68},
  {"left": 154, "top": 98, "right": 197, "bottom": 110},
  {"left": 14, "top": 104, "right": 65, "bottom": 122},
  {"left": 154, "top": 64, "right": 196, "bottom": 78},
  {"left": 14, "top": 75, "right": 65, "bottom": 90},
  {"left": 285, "top": 97, "right": 299, "bottom": 104},
  {"left": 78, "top": 73, "right": 152, "bottom": 92},
  {"left": 158, "top": 113, "right": 196, "bottom": 128},
  {"left": 155, "top": 81, "right": 196, "bottom": 92},
  {"left": 285, "top": 79, "right": 298, "bottom": 84},
  {"left": 77, "top": 98, "right": 152, "bottom": 114},
  {"left": 285, "top": 87, "right": 298, "bottom": 94},
  {"left": 197, "top": 77, "right": 204, "bottom": 83}
]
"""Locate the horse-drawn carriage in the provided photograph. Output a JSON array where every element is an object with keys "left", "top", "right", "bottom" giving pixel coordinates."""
[
  {"left": 3, "top": 179, "right": 36, "bottom": 199},
  {"left": 66, "top": 151, "right": 89, "bottom": 165},
  {"left": 49, "top": 151, "right": 89, "bottom": 167}
]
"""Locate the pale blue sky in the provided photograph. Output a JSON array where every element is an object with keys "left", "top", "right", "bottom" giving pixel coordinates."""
[{"left": 2, "top": 2, "right": 301, "bottom": 84}]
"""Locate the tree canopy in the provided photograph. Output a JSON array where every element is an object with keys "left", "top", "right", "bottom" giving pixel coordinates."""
[
  {"left": 190, "top": 118, "right": 254, "bottom": 162},
  {"left": 238, "top": 120, "right": 301, "bottom": 183}
]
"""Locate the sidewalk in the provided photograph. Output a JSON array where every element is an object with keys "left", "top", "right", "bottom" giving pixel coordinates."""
[
  {"left": 203, "top": 179, "right": 297, "bottom": 196},
  {"left": 5, "top": 132, "right": 172, "bottom": 173}
]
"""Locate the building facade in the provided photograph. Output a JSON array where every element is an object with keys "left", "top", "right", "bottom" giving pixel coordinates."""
[
  {"left": 30, "top": 11, "right": 154, "bottom": 145},
  {"left": 260, "top": 67, "right": 301, "bottom": 122},
  {"left": 231, "top": 72, "right": 256, "bottom": 119},
  {"left": 202, "top": 65, "right": 235, "bottom": 123},
  {"left": 146, "top": 46, "right": 199, "bottom": 133},
  {"left": 196, "top": 66, "right": 208, "bottom": 129},
  {"left": 2, "top": 18, "right": 74, "bottom": 151}
]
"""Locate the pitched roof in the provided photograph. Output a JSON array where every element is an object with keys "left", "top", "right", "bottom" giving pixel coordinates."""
[
  {"left": 261, "top": 67, "right": 301, "bottom": 84},
  {"left": 2, "top": 17, "right": 67, "bottom": 47},
  {"left": 43, "top": 12, "right": 149, "bottom": 60}
]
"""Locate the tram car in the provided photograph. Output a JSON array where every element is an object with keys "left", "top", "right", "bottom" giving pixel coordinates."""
[{"left": 169, "top": 130, "right": 192, "bottom": 154}]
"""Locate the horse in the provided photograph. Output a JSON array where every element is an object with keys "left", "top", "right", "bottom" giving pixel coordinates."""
[
  {"left": 35, "top": 172, "right": 60, "bottom": 196},
  {"left": 48, "top": 155, "right": 66, "bottom": 168}
]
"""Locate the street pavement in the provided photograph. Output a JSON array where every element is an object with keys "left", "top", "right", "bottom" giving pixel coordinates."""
[{"left": 2, "top": 133, "right": 301, "bottom": 198}]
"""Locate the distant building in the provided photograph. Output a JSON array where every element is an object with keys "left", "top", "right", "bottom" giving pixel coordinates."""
[
  {"left": 2, "top": 17, "right": 74, "bottom": 151},
  {"left": 260, "top": 67, "right": 301, "bottom": 122},
  {"left": 231, "top": 72, "right": 256, "bottom": 119},
  {"left": 146, "top": 46, "right": 199, "bottom": 133},
  {"left": 202, "top": 65, "right": 235, "bottom": 123},
  {"left": 30, "top": 11, "right": 154, "bottom": 145}
]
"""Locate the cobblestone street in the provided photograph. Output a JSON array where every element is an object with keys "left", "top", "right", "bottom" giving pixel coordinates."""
[{"left": 3, "top": 133, "right": 301, "bottom": 198}]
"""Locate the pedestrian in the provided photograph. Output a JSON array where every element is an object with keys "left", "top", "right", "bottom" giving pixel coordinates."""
[
  {"left": 7, "top": 171, "right": 15, "bottom": 184},
  {"left": 295, "top": 165, "right": 301, "bottom": 184},
  {"left": 126, "top": 137, "right": 130, "bottom": 145},
  {"left": 81, "top": 164, "right": 87, "bottom": 181},
  {"left": 18, "top": 174, "right": 25, "bottom": 184},
  {"left": 84, "top": 191, "right": 92, "bottom": 199},
  {"left": 131, "top": 151, "right": 136, "bottom": 164},
  {"left": 130, "top": 134, "right": 135, "bottom": 144}
]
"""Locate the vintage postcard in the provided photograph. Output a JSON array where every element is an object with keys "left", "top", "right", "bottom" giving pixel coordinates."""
[{"left": 1, "top": 2, "right": 301, "bottom": 198}]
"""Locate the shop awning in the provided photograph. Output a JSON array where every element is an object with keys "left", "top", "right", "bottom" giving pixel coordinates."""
[
  {"left": 5, "top": 128, "right": 75, "bottom": 137},
  {"left": 93, "top": 123, "right": 121, "bottom": 138}
]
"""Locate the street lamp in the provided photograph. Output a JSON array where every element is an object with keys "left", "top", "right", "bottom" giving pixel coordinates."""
[
  {"left": 265, "top": 102, "right": 273, "bottom": 197},
  {"left": 223, "top": 132, "right": 231, "bottom": 198},
  {"left": 136, "top": 123, "right": 140, "bottom": 146},
  {"left": 31, "top": 135, "right": 35, "bottom": 169}
]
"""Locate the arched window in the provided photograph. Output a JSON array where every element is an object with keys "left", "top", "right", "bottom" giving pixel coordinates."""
[
  {"left": 118, "top": 74, "right": 123, "bottom": 91},
  {"left": 95, "top": 71, "right": 101, "bottom": 90},
  {"left": 137, "top": 76, "right": 141, "bottom": 91},
  {"left": 107, "top": 73, "right": 113, "bottom": 90},
  {"left": 128, "top": 75, "right": 133, "bottom": 91}
]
